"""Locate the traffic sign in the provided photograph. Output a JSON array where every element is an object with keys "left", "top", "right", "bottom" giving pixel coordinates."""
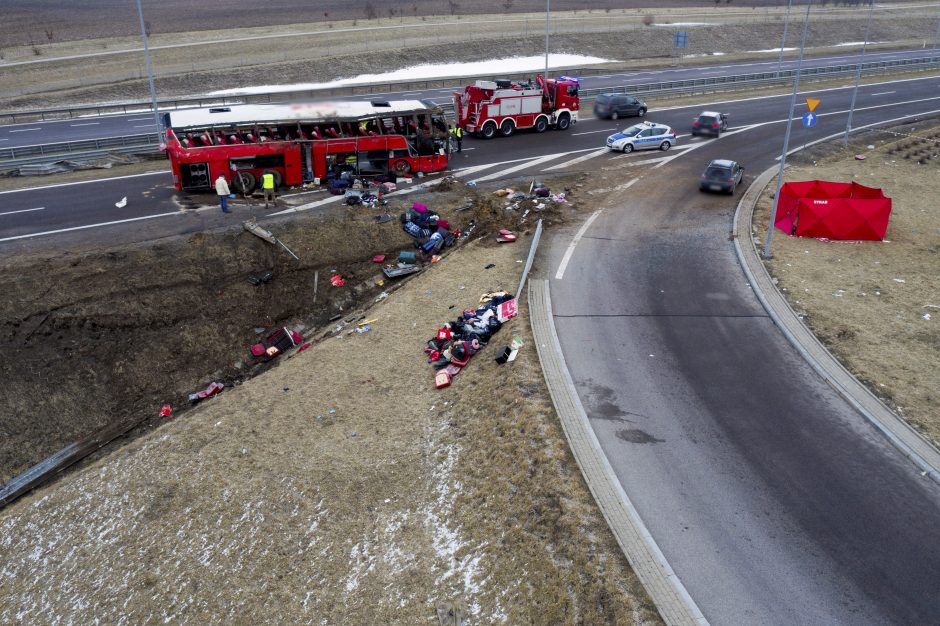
[
  {"left": 802, "top": 111, "right": 818, "bottom": 128},
  {"left": 805, "top": 97, "right": 821, "bottom": 112},
  {"left": 674, "top": 31, "right": 689, "bottom": 49}
]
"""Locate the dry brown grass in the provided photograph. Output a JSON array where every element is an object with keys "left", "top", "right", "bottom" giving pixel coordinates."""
[
  {"left": 0, "top": 186, "right": 660, "bottom": 623},
  {"left": 752, "top": 122, "right": 940, "bottom": 445}
]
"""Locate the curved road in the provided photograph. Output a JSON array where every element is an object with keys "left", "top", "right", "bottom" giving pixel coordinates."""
[{"left": 2, "top": 69, "right": 940, "bottom": 623}]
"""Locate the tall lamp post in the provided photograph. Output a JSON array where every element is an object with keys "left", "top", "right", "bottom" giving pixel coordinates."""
[
  {"left": 544, "top": 0, "right": 550, "bottom": 79},
  {"left": 763, "top": 0, "right": 813, "bottom": 260},
  {"left": 776, "top": 0, "right": 793, "bottom": 78},
  {"left": 844, "top": 0, "right": 875, "bottom": 145},
  {"left": 135, "top": 0, "right": 162, "bottom": 136}
]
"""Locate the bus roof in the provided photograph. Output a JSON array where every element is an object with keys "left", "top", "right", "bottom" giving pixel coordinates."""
[{"left": 167, "top": 100, "right": 440, "bottom": 130}]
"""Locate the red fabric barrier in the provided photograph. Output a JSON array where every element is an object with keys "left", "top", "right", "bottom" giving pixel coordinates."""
[{"left": 774, "top": 180, "right": 891, "bottom": 240}]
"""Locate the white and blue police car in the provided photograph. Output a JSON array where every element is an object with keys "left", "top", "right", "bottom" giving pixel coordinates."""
[{"left": 606, "top": 121, "right": 677, "bottom": 153}]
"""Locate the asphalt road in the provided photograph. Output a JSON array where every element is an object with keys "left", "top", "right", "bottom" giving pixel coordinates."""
[
  {"left": 2, "top": 66, "right": 940, "bottom": 623},
  {"left": 0, "top": 47, "right": 933, "bottom": 148}
]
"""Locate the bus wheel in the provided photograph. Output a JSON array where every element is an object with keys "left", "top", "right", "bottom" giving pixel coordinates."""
[
  {"left": 534, "top": 117, "right": 548, "bottom": 133},
  {"left": 480, "top": 121, "right": 497, "bottom": 139},
  {"left": 262, "top": 169, "right": 283, "bottom": 188},
  {"left": 231, "top": 171, "right": 257, "bottom": 194},
  {"left": 393, "top": 159, "right": 412, "bottom": 175},
  {"left": 556, "top": 113, "right": 571, "bottom": 131},
  {"left": 500, "top": 119, "right": 515, "bottom": 137}
]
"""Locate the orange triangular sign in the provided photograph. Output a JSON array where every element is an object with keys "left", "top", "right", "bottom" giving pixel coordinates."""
[{"left": 805, "top": 98, "right": 821, "bottom": 112}]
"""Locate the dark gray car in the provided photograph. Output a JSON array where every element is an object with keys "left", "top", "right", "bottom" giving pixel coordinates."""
[
  {"left": 593, "top": 93, "right": 647, "bottom": 120},
  {"left": 691, "top": 111, "right": 729, "bottom": 137},
  {"left": 699, "top": 159, "right": 744, "bottom": 194}
]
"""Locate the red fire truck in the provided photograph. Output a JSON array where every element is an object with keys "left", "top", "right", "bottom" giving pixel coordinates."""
[
  {"left": 452, "top": 74, "right": 580, "bottom": 139},
  {"left": 163, "top": 100, "right": 451, "bottom": 193}
]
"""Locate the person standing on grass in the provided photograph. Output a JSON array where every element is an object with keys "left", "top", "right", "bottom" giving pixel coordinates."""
[
  {"left": 215, "top": 174, "right": 231, "bottom": 213},
  {"left": 262, "top": 171, "right": 277, "bottom": 209}
]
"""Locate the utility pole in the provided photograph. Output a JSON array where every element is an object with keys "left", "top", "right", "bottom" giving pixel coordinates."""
[
  {"left": 544, "top": 0, "right": 551, "bottom": 79},
  {"left": 844, "top": 0, "right": 875, "bottom": 145},
  {"left": 763, "top": 0, "right": 813, "bottom": 260},
  {"left": 135, "top": 0, "right": 162, "bottom": 137},
  {"left": 776, "top": 0, "right": 793, "bottom": 78}
]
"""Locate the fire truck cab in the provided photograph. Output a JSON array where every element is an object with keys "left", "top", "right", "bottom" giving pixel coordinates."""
[{"left": 453, "top": 74, "right": 579, "bottom": 139}]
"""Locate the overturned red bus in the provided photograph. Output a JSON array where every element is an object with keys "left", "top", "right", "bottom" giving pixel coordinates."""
[{"left": 163, "top": 100, "right": 452, "bottom": 194}]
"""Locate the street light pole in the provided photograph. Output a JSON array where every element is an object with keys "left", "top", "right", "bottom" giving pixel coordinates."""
[
  {"left": 763, "top": 0, "right": 813, "bottom": 260},
  {"left": 844, "top": 0, "right": 875, "bottom": 145},
  {"left": 776, "top": 0, "right": 793, "bottom": 78},
  {"left": 544, "top": 0, "right": 550, "bottom": 79},
  {"left": 135, "top": 0, "right": 162, "bottom": 136}
]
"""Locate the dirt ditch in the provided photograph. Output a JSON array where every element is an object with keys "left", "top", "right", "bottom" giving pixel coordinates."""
[{"left": 0, "top": 181, "right": 571, "bottom": 488}]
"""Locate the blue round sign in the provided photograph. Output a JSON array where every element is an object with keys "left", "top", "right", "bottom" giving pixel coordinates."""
[{"left": 802, "top": 111, "right": 818, "bottom": 128}]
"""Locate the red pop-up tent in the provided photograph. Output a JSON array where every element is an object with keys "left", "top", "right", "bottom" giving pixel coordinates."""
[{"left": 774, "top": 180, "right": 892, "bottom": 240}]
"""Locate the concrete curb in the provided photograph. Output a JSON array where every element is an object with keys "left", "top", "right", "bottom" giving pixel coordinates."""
[
  {"left": 528, "top": 279, "right": 708, "bottom": 626},
  {"left": 732, "top": 167, "right": 940, "bottom": 484}
]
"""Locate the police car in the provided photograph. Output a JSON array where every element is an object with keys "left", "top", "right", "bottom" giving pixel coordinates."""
[{"left": 606, "top": 121, "right": 677, "bottom": 153}]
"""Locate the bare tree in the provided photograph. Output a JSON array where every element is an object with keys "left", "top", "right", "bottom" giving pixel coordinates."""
[
  {"left": 45, "top": 28, "right": 55, "bottom": 42},
  {"left": 642, "top": 14, "right": 655, "bottom": 26},
  {"left": 448, "top": 1, "right": 460, "bottom": 16},
  {"left": 503, "top": 0, "right": 514, "bottom": 11},
  {"left": 364, "top": 2, "right": 378, "bottom": 19}
]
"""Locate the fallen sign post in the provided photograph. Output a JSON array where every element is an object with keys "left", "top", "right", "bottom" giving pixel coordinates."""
[{"left": 243, "top": 219, "right": 300, "bottom": 261}]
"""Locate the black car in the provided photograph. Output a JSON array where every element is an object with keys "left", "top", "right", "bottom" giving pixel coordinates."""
[
  {"left": 699, "top": 159, "right": 744, "bottom": 194},
  {"left": 691, "top": 111, "right": 729, "bottom": 137},
  {"left": 593, "top": 93, "right": 647, "bottom": 120}
]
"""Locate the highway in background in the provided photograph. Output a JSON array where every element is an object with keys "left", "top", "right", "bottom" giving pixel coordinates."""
[
  {"left": 0, "top": 47, "right": 934, "bottom": 147},
  {"left": 2, "top": 69, "right": 940, "bottom": 623}
]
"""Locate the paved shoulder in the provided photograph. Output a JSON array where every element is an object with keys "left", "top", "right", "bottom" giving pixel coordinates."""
[{"left": 529, "top": 279, "right": 707, "bottom": 626}]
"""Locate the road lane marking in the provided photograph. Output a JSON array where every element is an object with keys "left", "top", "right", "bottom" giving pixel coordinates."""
[
  {"left": 0, "top": 170, "right": 167, "bottom": 195},
  {"left": 0, "top": 206, "right": 45, "bottom": 217},
  {"left": 69, "top": 122, "right": 100, "bottom": 127},
  {"left": 133, "top": 124, "right": 156, "bottom": 128},
  {"left": 555, "top": 207, "right": 609, "bottom": 280},
  {"left": 471, "top": 153, "right": 562, "bottom": 182},
  {"left": 0, "top": 211, "right": 180, "bottom": 243},
  {"left": 9, "top": 128, "right": 41, "bottom": 132},
  {"left": 571, "top": 129, "right": 616, "bottom": 136},
  {"left": 871, "top": 91, "right": 896, "bottom": 96},
  {"left": 127, "top": 117, "right": 154, "bottom": 122},
  {"left": 544, "top": 148, "right": 610, "bottom": 171}
]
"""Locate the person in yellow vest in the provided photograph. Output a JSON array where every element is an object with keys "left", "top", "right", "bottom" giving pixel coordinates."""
[
  {"left": 359, "top": 120, "right": 369, "bottom": 135},
  {"left": 449, "top": 125, "right": 462, "bottom": 152},
  {"left": 262, "top": 171, "right": 277, "bottom": 208}
]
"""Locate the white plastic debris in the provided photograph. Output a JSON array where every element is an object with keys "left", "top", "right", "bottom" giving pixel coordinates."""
[{"left": 115, "top": 196, "right": 127, "bottom": 208}]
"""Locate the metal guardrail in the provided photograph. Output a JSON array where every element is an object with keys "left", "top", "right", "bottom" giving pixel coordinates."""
[
  {"left": 2, "top": 55, "right": 939, "bottom": 170},
  {"left": 2, "top": 53, "right": 939, "bottom": 126},
  {"left": 0, "top": 133, "right": 162, "bottom": 162}
]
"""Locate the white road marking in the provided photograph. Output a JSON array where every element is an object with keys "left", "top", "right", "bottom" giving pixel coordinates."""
[
  {"left": 472, "top": 153, "right": 562, "bottom": 182},
  {"left": 555, "top": 207, "right": 608, "bottom": 280},
  {"left": 0, "top": 170, "right": 167, "bottom": 195},
  {"left": 0, "top": 211, "right": 180, "bottom": 243},
  {"left": 127, "top": 117, "right": 154, "bottom": 122},
  {"left": 133, "top": 124, "right": 156, "bottom": 128},
  {"left": 69, "top": 122, "right": 100, "bottom": 127},
  {"left": 571, "top": 129, "right": 615, "bottom": 136},
  {"left": 544, "top": 148, "right": 610, "bottom": 171},
  {"left": 871, "top": 91, "right": 896, "bottom": 96},
  {"left": 0, "top": 206, "right": 45, "bottom": 217},
  {"left": 9, "top": 128, "right": 41, "bottom": 133},
  {"left": 776, "top": 106, "right": 940, "bottom": 159}
]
